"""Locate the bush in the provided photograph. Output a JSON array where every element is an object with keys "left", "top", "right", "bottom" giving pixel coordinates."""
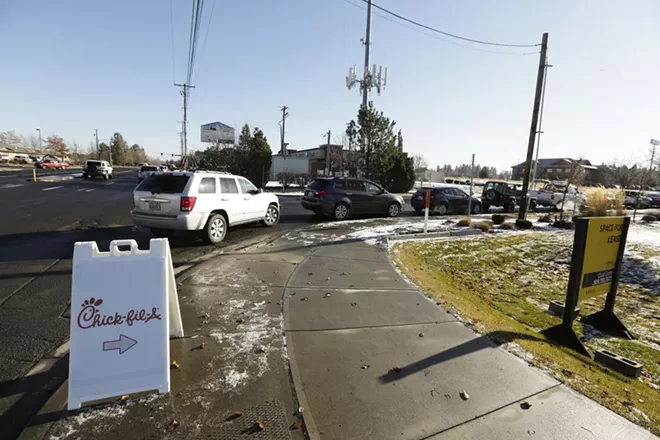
[
  {"left": 515, "top": 219, "right": 533, "bottom": 230},
  {"left": 499, "top": 222, "right": 515, "bottom": 230},
  {"left": 538, "top": 215, "right": 552, "bottom": 223},
  {"left": 473, "top": 221, "right": 494, "bottom": 233},
  {"left": 491, "top": 214, "right": 506, "bottom": 225},
  {"left": 641, "top": 214, "right": 658, "bottom": 223},
  {"left": 456, "top": 217, "right": 472, "bottom": 227}
]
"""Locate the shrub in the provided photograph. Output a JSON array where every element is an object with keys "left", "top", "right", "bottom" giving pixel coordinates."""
[
  {"left": 491, "top": 214, "right": 506, "bottom": 225},
  {"left": 641, "top": 214, "right": 657, "bottom": 223},
  {"left": 456, "top": 217, "right": 472, "bottom": 227},
  {"left": 515, "top": 219, "right": 533, "bottom": 230},
  {"left": 612, "top": 190, "right": 626, "bottom": 216},
  {"left": 585, "top": 188, "right": 610, "bottom": 217},
  {"left": 473, "top": 221, "right": 493, "bottom": 233},
  {"left": 499, "top": 222, "right": 515, "bottom": 230},
  {"left": 538, "top": 215, "right": 552, "bottom": 223}
]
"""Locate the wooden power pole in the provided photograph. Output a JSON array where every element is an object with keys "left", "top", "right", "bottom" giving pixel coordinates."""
[
  {"left": 518, "top": 33, "right": 549, "bottom": 221},
  {"left": 174, "top": 83, "right": 195, "bottom": 162}
]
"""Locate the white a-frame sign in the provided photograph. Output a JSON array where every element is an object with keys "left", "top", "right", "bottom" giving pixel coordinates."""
[{"left": 68, "top": 239, "right": 183, "bottom": 410}]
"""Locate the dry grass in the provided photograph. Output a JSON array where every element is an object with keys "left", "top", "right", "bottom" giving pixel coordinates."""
[
  {"left": 391, "top": 233, "right": 660, "bottom": 435},
  {"left": 456, "top": 217, "right": 472, "bottom": 227},
  {"left": 584, "top": 188, "right": 625, "bottom": 217},
  {"left": 472, "top": 221, "right": 493, "bottom": 233},
  {"left": 499, "top": 222, "right": 515, "bottom": 230}
]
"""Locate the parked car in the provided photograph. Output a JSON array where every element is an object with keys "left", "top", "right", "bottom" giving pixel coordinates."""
[
  {"left": 12, "top": 155, "right": 30, "bottom": 164},
  {"left": 647, "top": 192, "right": 660, "bottom": 208},
  {"left": 624, "top": 190, "right": 652, "bottom": 209},
  {"left": 136, "top": 163, "right": 145, "bottom": 171},
  {"left": 131, "top": 171, "right": 280, "bottom": 244},
  {"left": 301, "top": 177, "right": 404, "bottom": 220},
  {"left": 137, "top": 165, "right": 160, "bottom": 182},
  {"left": 529, "top": 182, "right": 584, "bottom": 211},
  {"left": 35, "top": 158, "right": 70, "bottom": 169},
  {"left": 411, "top": 185, "right": 482, "bottom": 215},
  {"left": 481, "top": 180, "right": 537, "bottom": 213},
  {"left": 0, "top": 154, "right": 9, "bottom": 164},
  {"left": 82, "top": 160, "right": 114, "bottom": 180}
]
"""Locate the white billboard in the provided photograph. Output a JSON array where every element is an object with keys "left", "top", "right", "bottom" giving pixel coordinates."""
[{"left": 201, "top": 121, "right": 235, "bottom": 145}]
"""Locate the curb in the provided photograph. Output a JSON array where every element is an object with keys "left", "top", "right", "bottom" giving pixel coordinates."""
[
  {"left": 34, "top": 175, "right": 80, "bottom": 183},
  {"left": 387, "top": 228, "right": 482, "bottom": 244}
]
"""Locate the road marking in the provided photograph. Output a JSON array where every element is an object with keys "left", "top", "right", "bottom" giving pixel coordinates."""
[
  {"left": 0, "top": 183, "right": 24, "bottom": 189},
  {"left": 85, "top": 189, "right": 95, "bottom": 192},
  {"left": 106, "top": 182, "right": 115, "bottom": 186},
  {"left": 76, "top": 188, "right": 86, "bottom": 192},
  {"left": 43, "top": 186, "right": 63, "bottom": 191}
]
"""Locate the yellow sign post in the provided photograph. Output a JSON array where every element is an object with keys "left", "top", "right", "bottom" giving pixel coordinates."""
[{"left": 542, "top": 216, "right": 632, "bottom": 357}]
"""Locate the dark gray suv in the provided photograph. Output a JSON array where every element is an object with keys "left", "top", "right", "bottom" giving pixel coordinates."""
[{"left": 301, "top": 177, "right": 405, "bottom": 220}]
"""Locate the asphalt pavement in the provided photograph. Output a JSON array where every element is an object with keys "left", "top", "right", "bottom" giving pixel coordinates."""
[{"left": 0, "top": 169, "right": 314, "bottom": 439}]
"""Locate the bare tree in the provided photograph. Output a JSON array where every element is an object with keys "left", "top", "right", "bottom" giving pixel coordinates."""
[
  {"left": 603, "top": 158, "right": 641, "bottom": 189},
  {"left": 559, "top": 159, "right": 586, "bottom": 220},
  {"left": 21, "top": 135, "right": 41, "bottom": 153},
  {"left": 0, "top": 130, "right": 22, "bottom": 149},
  {"left": 412, "top": 153, "right": 428, "bottom": 183}
]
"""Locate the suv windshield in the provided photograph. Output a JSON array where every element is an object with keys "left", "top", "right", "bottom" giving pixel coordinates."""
[
  {"left": 86, "top": 161, "right": 101, "bottom": 167},
  {"left": 136, "top": 175, "right": 190, "bottom": 194},
  {"left": 140, "top": 166, "right": 159, "bottom": 172}
]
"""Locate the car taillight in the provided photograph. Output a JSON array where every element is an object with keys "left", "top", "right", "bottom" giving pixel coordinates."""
[
  {"left": 315, "top": 189, "right": 328, "bottom": 197},
  {"left": 180, "top": 196, "right": 196, "bottom": 212}
]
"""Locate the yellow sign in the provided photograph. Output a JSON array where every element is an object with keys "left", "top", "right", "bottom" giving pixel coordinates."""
[{"left": 578, "top": 217, "right": 625, "bottom": 303}]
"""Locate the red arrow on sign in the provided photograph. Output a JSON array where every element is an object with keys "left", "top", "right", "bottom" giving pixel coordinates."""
[{"left": 103, "top": 334, "right": 137, "bottom": 354}]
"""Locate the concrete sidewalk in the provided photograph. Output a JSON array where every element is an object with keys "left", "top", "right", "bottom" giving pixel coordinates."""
[{"left": 283, "top": 240, "right": 657, "bottom": 440}]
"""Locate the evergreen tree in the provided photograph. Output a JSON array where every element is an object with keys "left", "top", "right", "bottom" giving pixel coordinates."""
[
  {"left": 478, "top": 166, "right": 489, "bottom": 178},
  {"left": 245, "top": 128, "right": 272, "bottom": 187}
]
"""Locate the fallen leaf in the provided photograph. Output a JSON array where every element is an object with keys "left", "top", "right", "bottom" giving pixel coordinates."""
[
  {"left": 459, "top": 390, "right": 469, "bottom": 400},
  {"left": 298, "top": 406, "right": 304, "bottom": 413},
  {"left": 520, "top": 401, "right": 531, "bottom": 410},
  {"left": 171, "top": 361, "right": 180, "bottom": 369},
  {"left": 120, "top": 395, "right": 129, "bottom": 401},
  {"left": 361, "top": 364, "right": 370, "bottom": 370},
  {"left": 234, "top": 410, "right": 243, "bottom": 417},
  {"left": 351, "top": 302, "right": 358, "bottom": 306},
  {"left": 191, "top": 343, "right": 206, "bottom": 351},
  {"left": 561, "top": 369, "right": 573, "bottom": 378},
  {"left": 300, "top": 297, "right": 309, "bottom": 301},
  {"left": 391, "top": 365, "right": 401, "bottom": 373},
  {"left": 256, "top": 419, "right": 265, "bottom": 430},
  {"left": 308, "top": 272, "right": 313, "bottom": 275},
  {"left": 324, "top": 292, "right": 332, "bottom": 298},
  {"left": 290, "top": 420, "right": 302, "bottom": 430}
]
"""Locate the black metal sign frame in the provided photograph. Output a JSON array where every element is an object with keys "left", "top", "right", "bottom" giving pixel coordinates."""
[{"left": 541, "top": 216, "right": 632, "bottom": 358}]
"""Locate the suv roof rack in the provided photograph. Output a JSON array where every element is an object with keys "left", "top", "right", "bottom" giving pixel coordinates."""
[{"left": 192, "top": 169, "right": 231, "bottom": 174}]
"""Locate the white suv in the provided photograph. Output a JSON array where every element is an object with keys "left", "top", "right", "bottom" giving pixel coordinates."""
[{"left": 130, "top": 171, "right": 280, "bottom": 244}]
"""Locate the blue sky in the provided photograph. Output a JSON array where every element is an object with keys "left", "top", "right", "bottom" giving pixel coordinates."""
[{"left": 1, "top": 0, "right": 659, "bottom": 170}]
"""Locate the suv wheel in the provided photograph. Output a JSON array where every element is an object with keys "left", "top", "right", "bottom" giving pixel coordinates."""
[
  {"left": 205, "top": 214, "right": 227, "bottom": 244},
  {"left": 109, "top": 173, "right": 114, "bottom": 179},
  {"left": 102, "top": 174, "right": 108, "bottom": 181},
  {"left": 529, "top": 199, "right": 537, "bottom": 211},
  {"left": 485, "top": 190, "right": 497, "bottom": 201},
  {"left": 504, "top": 200, "right": 515, "bottom": 213},
  {"left": 264, "top": 204, "right": 280, "bottom": 226},
  {"left": 387, "top": 202, "right": 401, "bottom": 217},
  {"left": 334, "top": 203, "right": 350, "bottom": 221},
  {"left": 83, "top": 174, "right": 88, "bottom": 180},
  {"left": 435, "top": 204, "right": 448, "bottom": 215}
]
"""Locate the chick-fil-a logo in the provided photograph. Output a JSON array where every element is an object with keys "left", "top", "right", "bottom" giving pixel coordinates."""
[{"left": 77, "top": 297, "right": 162, "bottom": 330}]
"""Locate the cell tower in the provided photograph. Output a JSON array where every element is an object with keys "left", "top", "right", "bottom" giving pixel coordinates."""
[{"left": 346, "top": 0, "right": 387, "bottom": 107}]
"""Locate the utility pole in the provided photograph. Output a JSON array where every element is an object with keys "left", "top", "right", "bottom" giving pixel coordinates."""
[
  {"left": 36, "top": 128, "right": 42, "bottom": 152},
  {"left": 94, "top": 129, "right": 100, "bottom": 159},
  {"left": 326, "top": 130, "right": 332, "bottom": 176},
  {"left": 468, "top": 153, "right": 475, "bottom": 217},
  {"left": 530, "top": 60, "right": 551, "bottom": 191},
  {"left": 362, "top": 0, "right": 372, "bottom": 109},
  {"left": 518, "top": 32, "right": 549, "bottom": 222},
  {"left": 279, "top": 106, "right": 289, "bottom": 155},
  {"left": 174, "top": 83, "right": 195, "bottom": 164}
]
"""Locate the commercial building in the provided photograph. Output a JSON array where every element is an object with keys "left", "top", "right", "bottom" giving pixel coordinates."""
[
  {"left": 271, "top": 144, "right": 350, "bottom": 182},
  {"left": 511, "top": 158, "right": 603, "bottom": 184}
]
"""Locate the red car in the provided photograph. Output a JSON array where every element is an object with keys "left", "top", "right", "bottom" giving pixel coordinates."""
[{"left": 35, "top": 158, "right": 70, "bottom": 169}]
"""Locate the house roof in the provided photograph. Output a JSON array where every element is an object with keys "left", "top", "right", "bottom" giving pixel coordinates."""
[{"left": 512, "top": 158, "right": 592, "bottom": 169}]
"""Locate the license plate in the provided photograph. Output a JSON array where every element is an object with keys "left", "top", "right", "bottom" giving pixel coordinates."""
[{"left": 148, "top": 201, "right": 161, "bottom": 211}]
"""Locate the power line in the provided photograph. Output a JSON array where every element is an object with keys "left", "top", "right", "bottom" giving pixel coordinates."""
[
  {"left": 357, "top": 0, "right": 540, "bottom": 48},
  {"left": 343, "top": 0, "right": 538, "bottom": 56},
  {"left": 186, "top": 0, "right": 205, "bottom": 84},
  {"left": 196, "top": 0, "right": 217, "bottom": 81}
]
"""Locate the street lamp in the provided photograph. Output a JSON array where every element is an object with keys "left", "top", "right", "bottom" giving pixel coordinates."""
[{"left": 36, "top": 128, "right": 42, "bottom": 151}]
